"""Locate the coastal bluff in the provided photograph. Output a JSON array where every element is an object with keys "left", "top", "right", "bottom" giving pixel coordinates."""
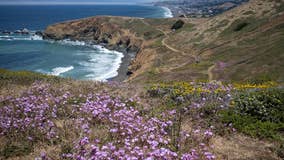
[
  {"left": 44, "top": 0, "right": 284, "bottom": 83},
  {"left": 44, "top": 16, "right": 143, "bottom": 53},
  {"left": 43, "top": 16, "right": 166, "bottom": 81}
]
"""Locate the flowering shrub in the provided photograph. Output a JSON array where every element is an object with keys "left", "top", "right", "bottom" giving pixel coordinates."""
[
  {"left": 2, "top": 80, "right": 280, "bottom": 159},
  {"left": 0, "top": 82, "right": 217, "bottom": 159},
  {"left": 221, "top": 88, "right": 284, "bottom": 140},
  {"left": 147, "top": 81, "right": 279, "bottom": 118},
  {"left": 148, "top": 81, "right": 233, "bottom": 120},
  {"left": 233, "top": 88, "right": 284, "bottom": 122},
  {"left": 72, "top": 94, "right": 177, "bottom": 159},
  {"left": 148, "top": 81, "right": 232, "bottom": 99},
  {"left": 71, "top": 94, "right": 217, "bottom": 159},
  {"left": 147, "top": 81, "right": 283, "bottom": 139},
  {"left": 0, "top": 68, "right": 60, "bottom": 85},
  {"left": 148, "top": 81, "right": 278, "bottom": 99},
  {"left": 233, "top": 81, "right": 277, "bottom": 90},
  {"left": 0, "top": 83, "right": 68, "bottom": 142}
]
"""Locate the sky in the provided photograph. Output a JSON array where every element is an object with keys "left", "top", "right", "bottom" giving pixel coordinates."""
[{"left": 0, "top": 0, "right": 159, "bottom": 5}]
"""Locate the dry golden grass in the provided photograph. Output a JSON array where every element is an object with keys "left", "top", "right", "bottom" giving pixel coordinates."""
[{"left": 212, "top": 134, "right": 280, "bottom": 160}]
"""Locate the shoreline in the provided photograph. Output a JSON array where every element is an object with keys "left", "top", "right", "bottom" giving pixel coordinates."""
[
  {"left": 52, "top": 39, "right": 130, "bottom": 82},
  {"left": 0, "top": 32, "right": 130, "bottom": 82},
  {"left": 160, "top": 6, "right": 174, "bottom": 18},
  {"left": 107, "top": 49, "right": 136, "bottom": 82},
  {"left": 1, "top": 5, "right": 174, "bottom": 82},
  {"left": 49, "top": 39, "right": 133, "bottom": 82},
  {"left": 110, "top": 7, "right": 173, "bottom": 82}
]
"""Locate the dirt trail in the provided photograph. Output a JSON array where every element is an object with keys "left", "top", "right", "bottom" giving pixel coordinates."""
[
  {"left": 208, "top": 64, "right": 215, "bottom": 81},
  {"left": 162, "top": 37, "right": 181, "bottom": 53},
  {"left": 158, "top": 29, "right": 183, "bottom": 53},
  {"left": 141, "top": 19, "right": 215, "bottom": 75},
  {"left": 156, "top": 27, "right": 201, "bottom": 72},
  {"left": 156, "top": 24, "right": 217, "bottom": 80},
  {"left": 141, "top": 19, "right": 187, "bottom": 55}
]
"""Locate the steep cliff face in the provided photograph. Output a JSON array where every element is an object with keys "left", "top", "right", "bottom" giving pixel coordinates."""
[
  {"left": 43, "top": 16, "right": 175, "bottom": 82},
  {"left": 43, "top": 16, "right": 168, "bottom": 81},
  {"left": 44, "top": 16, "right": 153, "bottom": 81},
  {"left": 44, "top": 16, "right": 142, "bottom": 53},
  {"left": 43, "top": 0, "right": 284, "bottom": 83}
]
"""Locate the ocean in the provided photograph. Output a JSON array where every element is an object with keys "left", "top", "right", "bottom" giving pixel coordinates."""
[{"left": 0, "top": 5, "right": 172, "bottom": 80}]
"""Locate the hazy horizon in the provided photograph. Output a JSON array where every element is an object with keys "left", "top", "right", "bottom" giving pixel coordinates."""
[{"left": 0, "top": 0, "right": 160, "bottom": 5}]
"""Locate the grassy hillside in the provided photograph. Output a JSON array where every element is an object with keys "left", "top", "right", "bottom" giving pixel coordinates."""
[
  {"left": 149, "top": 0, "right": 284, "bottom": 83},
  {"left": 42, "top": 0, "right": 284, "bottom": 84},
  {"left": 0, "top": 69, "right": 283, "bottom": 159},
  {"left": 1, "top": 0, "right": 284, "bottom": 159},
  {"left": 0, "top": 69, "right": 62, "bottom": 84}
]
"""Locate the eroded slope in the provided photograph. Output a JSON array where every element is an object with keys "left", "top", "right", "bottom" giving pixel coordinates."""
[{"left": 44, "top": 0, "right": 284, "bottom": 83}]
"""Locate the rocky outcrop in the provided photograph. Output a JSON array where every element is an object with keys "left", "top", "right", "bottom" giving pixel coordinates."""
[
  {"left": 14, "top": 28, "right": 30, "bottom": 34},
  {"left": 43, "top": 0, "right": 284, "bottom": 83},
  {"left": 171, "top": 20, "right": 185, "bottom": 30},
  {"left": 43, "top": 16, "right": 149, "bottom": 80},
  {"left": 43, "top": 16, "right": 143, "bottom": 54}
]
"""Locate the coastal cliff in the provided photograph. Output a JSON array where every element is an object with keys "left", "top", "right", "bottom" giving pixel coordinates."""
[
  {"left": 1, "top": 1, "right": 284, "bottom": 159},
  {"left": 44, "top": 16, "right": 147, "bottom": 81},
  {"left": 44, "top": 16, "right": 142, "bottom": 53},
  {"left": 44, "top": 0, "right": 284, "bottom": 83}
]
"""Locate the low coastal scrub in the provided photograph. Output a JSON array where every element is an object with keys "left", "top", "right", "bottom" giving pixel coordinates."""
[
  {"left": 0, "top": 69, "right": 61, "bottom": 85},
  {"left": 0, "top": 80, "right": 283, "bottom": 159},
  {"left": 171, "top": 20, "right": 185, "bottom": 30},
  {"left": 148, "top": 81, "right": 284, "bottom": 140},
  {"left": 221, "top": 16, "right": 268, "bottom": 37},
  {"left": 0, "top": 82, "right": 215, "bottom": 159},
  {"left": 148, "top": 81, "right": 277, "bottom": 99},
  {"left": 221, "top": 88, "right": 284, "bottom": 140}
]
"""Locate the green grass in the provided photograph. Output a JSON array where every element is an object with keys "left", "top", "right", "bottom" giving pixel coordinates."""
[
  {"left": 243, "top": 11, "right": 255, "bottom": 15},
  {"left": 0, "top": 143, "right": 33, "bottom": 158},
  {"left": 221, "top": 16, "right": 268, "bottom": 37},
  {"left": 203, "top": 15, "right": 284, "bottom": 82},
  {"left": 143, "top": 30, "right": 164, "bottom": 40},
  {"left": 144, "top": 18, "right": 177, "bottom": 27},
  {"left": 171, "top": 20, "right": 185, "bottom": 30},
  {"left": 149, "top": 38, "right": 164, "bottom": 48},
  {"left": 221, "top": 110, "right": 284, "bottom": 140},
  {"left": 178, "top": 23, "right": 196, "bottom": 33},
  {"left": 173, "top": 61, "right": 211, "bottom": 72},
  {"left": 205, "top": 20, "right": 230, "bottom": 32},
  {"left": 275, "top": 0, "right": 284, "bottom": 12},
  {"left": 121, "top": 19, "right": 163, "bottom": 40},
  {"left": 188, "top": 35, "right": 204, "bottom": 43},
  {"left": 0, "top": 69, "right": 62, "bottom": 85},
  {"left": 221, "top": 88, "right": 284, "bottom": 141}
]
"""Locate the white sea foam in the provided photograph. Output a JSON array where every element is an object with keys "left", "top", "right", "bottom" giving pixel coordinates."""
[
  {"left": 0, "top": 35, "right": 124, "bottom": 81},
  {"left": 0, "top": 35, "right": 12, "bottom": 41},
  {"left": 53, "top": 39, "right": 124, "bottom": 81},
  {"left": 49, "top": 66, "right": 74, "bottom": 76},
  {"left": 0, "top": 34, "right": 43, "bottom": 41},
  {"left": 0, "top": 35, "right": 10, "bottom": 38},
  {"left": 86, "top": 45, "right": 124, "bottom": 81},
  {"left": 161, "top": 6, "right": 174, "bottom": 18},
  {"left": 31, "top": 34, "right": 43, "bottom": 40},
  {"left": 56, "top": 39, "right": 87, "bottom": 46}
]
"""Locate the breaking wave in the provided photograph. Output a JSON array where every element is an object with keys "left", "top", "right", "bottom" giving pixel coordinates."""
[
  {"left": 50, "top": 39, "right": 124, "bottom": 81},
  {"left": 0, "top": 34, "right": 43, "bottom": 41},
  {"left": 161, "top": 7, "right": 173, "bottom": 18},
  {"left": 49, "top": 66, "right": 74, "bottom": 76},
  {"left": 0, "top": 34, "right": 124, "bottom": 81}
]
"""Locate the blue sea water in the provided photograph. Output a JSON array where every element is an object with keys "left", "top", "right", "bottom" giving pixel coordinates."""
[{"left": 0, "top": 5, "right": 172, "bottom": 80}]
